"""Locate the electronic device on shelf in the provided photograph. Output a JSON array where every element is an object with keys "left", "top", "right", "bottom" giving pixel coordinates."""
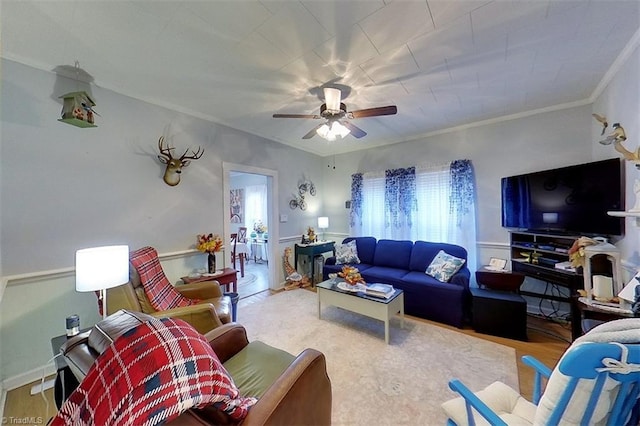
[{"left": 501, "top": 158, "right": 623, "bottom": 236}]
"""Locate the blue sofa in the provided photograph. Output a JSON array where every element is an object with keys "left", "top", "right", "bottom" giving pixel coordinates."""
[{"left": 323, "top": 237, "right": 471, "bottom": 328}]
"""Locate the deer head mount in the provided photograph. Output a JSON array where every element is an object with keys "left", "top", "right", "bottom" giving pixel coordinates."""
[{"left": 157, "top": 136, "right": 204, "bottom": 186}]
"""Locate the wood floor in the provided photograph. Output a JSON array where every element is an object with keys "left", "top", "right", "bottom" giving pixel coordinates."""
[{"left": 3, "top": 289, "right": 570, "bottom": 421}]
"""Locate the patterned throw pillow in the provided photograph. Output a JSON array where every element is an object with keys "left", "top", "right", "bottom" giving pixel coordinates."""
[
  {"left": 335, "top": 240, "right": 361, "bottom": 264},
  {"left": 425, "top": 250, "right": 466, "bottom": 282}
]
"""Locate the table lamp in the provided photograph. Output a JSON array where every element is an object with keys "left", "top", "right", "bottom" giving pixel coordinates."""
[
  {"left": 75, "top": 245, "right": 129, "bottom": 319},
  {"left": 318, "top": 216, "right": 329, "bottom": 241}
]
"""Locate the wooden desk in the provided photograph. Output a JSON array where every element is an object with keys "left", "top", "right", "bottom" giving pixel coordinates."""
[
  {"left": 295, "top": 241, "right": 335, "bottom": 285},
  {"left": 181, "top": 267, "right": 238, "bottom": 293}
]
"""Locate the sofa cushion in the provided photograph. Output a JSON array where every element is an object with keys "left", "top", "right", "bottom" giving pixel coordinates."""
[
  {"left": 343, "top": 237, "right": 377, "bottom": 264},
  {"left": 360, "top": 266, "right": 409, "bottom": 287},
  {"left": 409, "top": 241, "right": 468, "bottom": 272},
  {"left": 373, "top": 240, "right": 413, "bottom": 269},
  {"left": 335, "top": 240, "right": 360, "bottom": 264},
  {"left": 426, "top": 250, "right": 466, "bottom": 282}
]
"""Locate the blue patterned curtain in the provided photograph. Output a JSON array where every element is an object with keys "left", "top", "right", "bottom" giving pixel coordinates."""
[
  {"left": 450, "top": 160, "right": 475, "bottom": 223},
  {"left": 385, "top": 167, "right": 416, "bottom": 228},
  {"left": 350, "top": 173, "right": 363, "bottom": 227}
]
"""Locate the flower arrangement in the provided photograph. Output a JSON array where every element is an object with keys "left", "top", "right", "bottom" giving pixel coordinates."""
[
  {"left": 338, "top": 265, "right": 365, "bottom": 286},
  {"left": 253, "top": 220, "right": 267, "bottom": 234},
  {"left": 196, "top": 233, "right": 224, "bottom": 253}
]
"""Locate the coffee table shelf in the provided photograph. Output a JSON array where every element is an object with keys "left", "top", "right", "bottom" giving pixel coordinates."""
[{"left": 316, "top": 280, "right": 404, "bottom": 344}]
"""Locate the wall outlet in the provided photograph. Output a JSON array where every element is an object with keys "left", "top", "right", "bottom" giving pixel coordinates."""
[{"left": 279, "top": 214, "right": 288, "bottom": 223}]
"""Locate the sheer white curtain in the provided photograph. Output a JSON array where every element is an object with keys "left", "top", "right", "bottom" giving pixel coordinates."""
[
  {"left": 244, "top": 184, "right": 268, "bottom": 233},
  {"left": 351, "top": 163, "right": 477, "bottom": 270}
]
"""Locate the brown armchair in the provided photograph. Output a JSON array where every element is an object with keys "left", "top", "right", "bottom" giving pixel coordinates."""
[
  {"left": 60, "top": 310, "right": 332, "bottom": 425},
  {"left": 106, "top": 258, "right": 232, "bottom": 335}
]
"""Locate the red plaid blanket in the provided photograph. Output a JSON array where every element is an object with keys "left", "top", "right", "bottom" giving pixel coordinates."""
[
  {"left": 52, "top": 317, "right": 256, "bottom": 425},
  {"left": 130, "top": 246, "right": 199, "bottom": 311}
]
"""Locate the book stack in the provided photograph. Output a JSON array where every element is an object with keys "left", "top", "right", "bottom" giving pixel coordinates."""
[{"left": 365, "top": 283, "right": 395, "bottom": 299}]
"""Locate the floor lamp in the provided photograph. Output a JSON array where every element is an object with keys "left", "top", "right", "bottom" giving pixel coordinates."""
[{"left": 75, "top": 245, "right": 129, "bottom": 319}]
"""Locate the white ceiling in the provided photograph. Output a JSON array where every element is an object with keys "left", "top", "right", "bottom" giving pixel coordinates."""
[{"left": 2, "top": 1, "right": 639, "bottom": 156}]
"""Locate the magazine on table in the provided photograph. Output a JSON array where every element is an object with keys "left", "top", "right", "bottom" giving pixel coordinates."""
[{"left": 365, "top": 283, "right": 395, "bottom": 298}]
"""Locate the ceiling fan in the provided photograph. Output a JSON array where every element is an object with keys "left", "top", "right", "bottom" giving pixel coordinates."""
[{"left": 272, "top": 87, "right": 397, "bottom": 141}]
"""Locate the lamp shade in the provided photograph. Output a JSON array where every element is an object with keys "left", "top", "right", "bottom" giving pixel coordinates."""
[
  {"left": 324, "top": 88, "right": 341, "bottom": 112},
  {"left": 318, "top": 216, "right": 329, "bottom": 230},
  {"left": 75, "top": 245, "right": 129, "bottom": 292}
]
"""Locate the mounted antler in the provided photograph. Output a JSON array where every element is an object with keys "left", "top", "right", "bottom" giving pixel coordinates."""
[{"left": 157, "top": 136, "right": 204, "bottom": 186}]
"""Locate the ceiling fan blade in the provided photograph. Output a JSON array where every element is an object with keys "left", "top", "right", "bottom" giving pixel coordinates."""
[
  {"left": 273, "top": 113, "right": 320, "bottom": 119},
  {"left": 343, "top": 121, "right": 367, "bottom": 138},
  {"left": 302, "top": 123, "right": 324, "bottom": 139},
  {"left": 349, "top": 105, "right": 397, "bottom": 118}
]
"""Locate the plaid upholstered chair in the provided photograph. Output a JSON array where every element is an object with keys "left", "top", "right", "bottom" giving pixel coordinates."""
[{"left": 106, "top": 246, "right": 232, "bottom": 334}]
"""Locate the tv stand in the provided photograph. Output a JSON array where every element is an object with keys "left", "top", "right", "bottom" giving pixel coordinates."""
[{"left": 509, "top": 231, "right": 584, "bottom": 339}]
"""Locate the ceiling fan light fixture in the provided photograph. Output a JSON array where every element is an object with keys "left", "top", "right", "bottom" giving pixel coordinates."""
[
  {"left": 332, "top": 121, "right": 350, "bottom": 138},
  {"left": 316, "top": 121, "right": 350, "bottom": 141},
  {"left": 323, "top": 87, "right": 341, "bottom": 113},
  {"left": 316, "top": 123, "right": 331, "bottom": 139}
]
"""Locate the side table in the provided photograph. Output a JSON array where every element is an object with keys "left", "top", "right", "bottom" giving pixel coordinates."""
[
  {"left": 295, "top": 241, "right": 335, "bottom": 285},
  {"left": 475, "top": 267, "right": 525, "bottom": 293},
  {"left": 51, "top": 330, "right": 88, "bottom": 408},
  {"left": 181, "top": 267, "right": 238, "bottom": 293},
  {"left": 571, "top": 296, "right": 636, "bottom": 339}
]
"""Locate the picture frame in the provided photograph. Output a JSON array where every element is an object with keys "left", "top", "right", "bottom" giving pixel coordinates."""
[
  {"left": 488, "top": 257, "right": 507, "bottom": 270},
  {"left": 230, "top": 188, "right": 244, "bottom": 223}
]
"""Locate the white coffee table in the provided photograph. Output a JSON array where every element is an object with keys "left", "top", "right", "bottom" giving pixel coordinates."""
[{"left": 316, "top": 279, "right": 404, "bottom": 344}]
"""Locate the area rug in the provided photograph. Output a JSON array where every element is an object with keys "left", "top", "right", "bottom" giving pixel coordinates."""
[
  {"left": 237, "top": 272, "right": 257, "bottom": 288},
  {"left": 236, "top": 290, "right": 519, "bottom": 425}
]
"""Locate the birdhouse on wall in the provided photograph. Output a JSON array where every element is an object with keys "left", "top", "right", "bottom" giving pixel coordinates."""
[{"left": 58, "top": 91, "right": 98, "bottom": 128}]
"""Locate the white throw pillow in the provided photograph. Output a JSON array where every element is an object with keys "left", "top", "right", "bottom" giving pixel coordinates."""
[
  {"left": 335, "top": 240, "right": 360, "bottom": 264},
  {"left": 425, "top": 250, "right": 465, "bottom": 282}
]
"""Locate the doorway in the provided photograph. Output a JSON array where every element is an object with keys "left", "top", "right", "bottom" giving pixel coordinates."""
[{"left": 223, "top": 162, "right": 278, "bottom": 298}]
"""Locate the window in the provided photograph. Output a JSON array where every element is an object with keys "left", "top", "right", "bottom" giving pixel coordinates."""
[
  {"left": 351, "top": 161, "right": 476, "bottom": 269},
  {"left": 245, "top": 184, "right": 268, "bottom": 234}
]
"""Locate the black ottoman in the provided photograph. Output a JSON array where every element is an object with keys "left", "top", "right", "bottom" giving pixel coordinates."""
[{"left": 471, "top": 287, "right": 527, "bottom": 341}]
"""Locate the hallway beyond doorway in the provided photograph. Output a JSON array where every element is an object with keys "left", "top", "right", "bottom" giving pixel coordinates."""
[{"left": 237, "top": 260, "right": 269, "bottom": 299}]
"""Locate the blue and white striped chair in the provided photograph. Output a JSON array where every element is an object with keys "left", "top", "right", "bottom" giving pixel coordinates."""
[{"left": 442, "top": 319, "right": 640, "bottom": 425}]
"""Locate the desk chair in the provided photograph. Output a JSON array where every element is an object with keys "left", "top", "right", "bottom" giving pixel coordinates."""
[
  {"left": 238, "top": 226, "right": 247, "bottom": 244},
  {"left": 230, "top": 233, "right": 245, "bottom": 277}
]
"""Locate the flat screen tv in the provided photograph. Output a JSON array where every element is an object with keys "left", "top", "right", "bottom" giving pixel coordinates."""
[{"left": 501, "top": 158, "right": 624, "bottom": 236}]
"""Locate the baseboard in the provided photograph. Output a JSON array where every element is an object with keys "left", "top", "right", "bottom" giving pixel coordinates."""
[
  {"left": 30, "top": 378, "right": 55, "bottom": 396},
  {"left": 2, "top": 363, "right": 56, "bottom": 392}
]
